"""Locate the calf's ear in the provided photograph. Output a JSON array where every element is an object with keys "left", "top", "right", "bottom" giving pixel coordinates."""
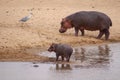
[
  {"left": 51, "top": 43, "right": 56, "bottom": 51},
  {"left": 52, "top": 43, "right": 56, "bottom": 45}
]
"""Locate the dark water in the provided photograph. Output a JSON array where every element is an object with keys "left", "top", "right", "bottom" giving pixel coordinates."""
[{"left": 0, "top": 43, "right": 120, "bottom": 80}]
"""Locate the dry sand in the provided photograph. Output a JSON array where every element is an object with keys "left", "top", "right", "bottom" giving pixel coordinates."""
[{"left": 0, "top": 0, "right": 120, "bottom": 61}]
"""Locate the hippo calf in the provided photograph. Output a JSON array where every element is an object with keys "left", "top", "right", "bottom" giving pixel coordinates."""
[
  {"left": 59, "top": 11, "right": 112, "bottom": 40},
  {"left": 48, "top": 43, "right": 73, "bottom": 62}
]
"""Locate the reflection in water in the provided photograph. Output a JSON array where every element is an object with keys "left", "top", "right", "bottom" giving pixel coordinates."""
[
  {"left": 74, "top": 47, "right": 85, "bottom": 62},
  {"left": 98, "top": 45, "right": 110, "bottom": 56},
  {"left": 55, "top": 64, "right": 72, "bottom": 70},
  {"left": 74, "top": 44, "right": 110, "bottom": 67},
  {"left": 96, "top": 45, "right": 110, "bottom": 64}
]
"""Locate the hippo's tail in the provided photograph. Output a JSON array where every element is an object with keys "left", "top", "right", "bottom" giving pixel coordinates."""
[{"left": 109, "top": 19, "right": 112, "bottom": 26}]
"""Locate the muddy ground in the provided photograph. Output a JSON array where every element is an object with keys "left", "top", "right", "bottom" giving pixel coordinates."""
[{"left": 0, "top": 0, "right": 120, "bottom": 61}]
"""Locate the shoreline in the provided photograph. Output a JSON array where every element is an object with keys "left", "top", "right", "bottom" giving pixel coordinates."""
[{"left": 0, "top": 41, "right": 119, "bottom": 62}]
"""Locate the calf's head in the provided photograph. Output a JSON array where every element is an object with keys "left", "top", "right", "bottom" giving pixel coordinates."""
[
  {"left": 59, "top": 18, "right": 72, "bottom": 33},
  {"left": 48, "top": 43, "right": 57, "bottom": 52}
]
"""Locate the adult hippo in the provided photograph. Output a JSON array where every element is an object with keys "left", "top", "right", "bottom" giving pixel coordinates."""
[{"left": 59, "top": 11, "right": 112, "bottom": 40}]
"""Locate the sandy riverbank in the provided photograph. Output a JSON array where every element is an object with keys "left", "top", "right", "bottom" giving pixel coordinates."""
[{"left": 0, "top": 0, "right": 120, "bottom": 61}]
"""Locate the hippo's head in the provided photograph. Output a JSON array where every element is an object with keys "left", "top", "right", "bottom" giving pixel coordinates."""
[
  {"left": 59, "top": 18, "right": 73, "bottom": 33},
  {"left": 48, "top": 43, "right": 57, "bottom": 52}
]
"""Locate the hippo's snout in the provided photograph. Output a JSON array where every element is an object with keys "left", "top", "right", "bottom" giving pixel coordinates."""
[
  {"left": 59, "top": 28, "right": 67, "bottom": 33},
  {"left": 48, "top": 48, "right": 52, "bottom": 52}
]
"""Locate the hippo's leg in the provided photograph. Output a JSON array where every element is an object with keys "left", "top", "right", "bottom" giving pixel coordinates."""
[
  {"left": 61, "top": 56, "right": 64, "bottom": 61},
  {"left": 66, "top": 58, "right": 70, "bottom": 62},
  {"left": 74, "top": 27, "right": 79, "bottom": 36},
  {"left": 97, "top": 30, "right": 104, "bottom": 39},
  {"left": 79, "top": 29, "right": 84, "bottom": 36},
  {"left": 67, "top": 53, "right": 72, "bottom": 62},
  {"left": 104, "top": 29, "right": 110, "bottom": 40},
  {"left": 69, "top": 53, "right": 72, "bottom": 58},
  {"left": 66, "top": 56, "right": 70, "bottom": 62},
  {"left": 56, "top": 54, "right": 59, "bottom": 61},
  {"left": 79, "top": 27, "right": 85, "bottom": 36}
]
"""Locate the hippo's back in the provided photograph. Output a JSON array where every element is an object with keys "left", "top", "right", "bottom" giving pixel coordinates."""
[
  {"left": 56, "top": 44, "right": 73, "bottom": 55},
  {"left": 66, "top": 11, "right": 112, "bottom": 30}
]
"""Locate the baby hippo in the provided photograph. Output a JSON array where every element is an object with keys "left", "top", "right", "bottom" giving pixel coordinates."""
[{"left": 48, "top": 43, "right": 73, "bottom": 62}]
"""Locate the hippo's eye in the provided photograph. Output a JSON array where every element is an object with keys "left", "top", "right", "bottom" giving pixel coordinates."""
[{"left": 50, "top": 46, "right": 54, "bottom": 49}]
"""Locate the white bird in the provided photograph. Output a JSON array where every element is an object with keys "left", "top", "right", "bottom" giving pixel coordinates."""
[{"left": 19, "top": 13, "right": 33, "bottom": 22}]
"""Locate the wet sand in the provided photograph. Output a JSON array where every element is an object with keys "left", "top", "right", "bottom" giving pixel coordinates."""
[{"left": 0, "top": 0, "right": 120, "bottom": 61}]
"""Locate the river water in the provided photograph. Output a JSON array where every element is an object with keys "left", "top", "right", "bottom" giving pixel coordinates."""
[{"left": 0, "top": 43, "right": 120, "bottom": 80}]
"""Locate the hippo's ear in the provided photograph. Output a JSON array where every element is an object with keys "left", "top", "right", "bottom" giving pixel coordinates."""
[
  {"left": 62, "top": 18, "right": 66, "bottom": 22},
  {"left": 66, "top": 19, "right": 72, "bottom": 23},
  {"left": 51, "top": 43, "right": 57, "bottom": 47},
  {"left": 51, "top": 43, "right": 56, "bottom": 50},
  {"left": 62, "top": 18, "right": 72, "bottom": 23},
  {"left": 52, "top": 43, "right": 56, "bottom": 45}
]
